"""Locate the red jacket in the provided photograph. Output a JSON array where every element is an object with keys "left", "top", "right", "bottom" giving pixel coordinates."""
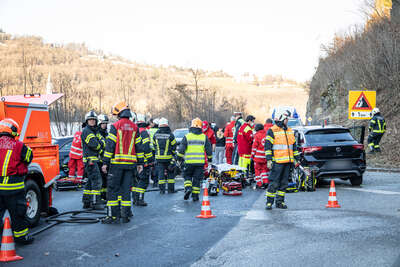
[
  {"left": 251, "top": 129, "right": 267, "bottom": 163},
  {"left": 202, "top": 121, "right": 216, "bottom": 145},
  {"left": 237, "top": 122, "right": 254, "bottom": 155},
  {"left": 264, "top": 123, "right": 273, "bottom": 132},
  {"left": 69, "top": 131, "right": 83, "bottom": 159},
  {"left": 224, "top": 121, "right": 235, "bottom": 148}
]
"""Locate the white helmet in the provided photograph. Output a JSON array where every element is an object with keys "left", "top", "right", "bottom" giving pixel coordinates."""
[
  {"left": 372, "top": 107, "right": 380, "bottom": 116},
  {"left": 136, "top": 113, "right": 146, "bottom": 123},
  {"left": 230, "top": 116, "right": 235, "bottom": 121},
  {"left": 98, "top": 114, "right": 109, "bottom": 125},
  {"left": 159, "top": 117, "right": 169, "bottom": 126},
  {"left": 154, "top": 118, "right": 160, "bottom": 125},
  {"left": 85, "top": 110, "right": 98, "bottom": 122},
  {"left": 274, "top": 109, "right": 291, "bottom": 122},
  {"left": 130, "top": 111, "right": 137, "bottom": 123}
]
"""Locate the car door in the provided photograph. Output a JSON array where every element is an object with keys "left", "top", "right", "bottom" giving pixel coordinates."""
[{"left": 349, "top": 126, "right": 366, "bottom": 145}]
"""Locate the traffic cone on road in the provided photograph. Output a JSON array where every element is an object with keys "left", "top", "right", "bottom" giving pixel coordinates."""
[
  {"left": 196, "top": 186, "right": 216, "bottom": 219},
  {"left": 326, "top": 180, "right": 341, "bottom": 208},
  {"left": 0, "top": 216, "right": 23, "bottom": 262}
]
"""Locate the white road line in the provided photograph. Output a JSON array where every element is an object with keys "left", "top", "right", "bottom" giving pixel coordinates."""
[{"left": 344, "top": 188, "right": 400, "bottom": 195}]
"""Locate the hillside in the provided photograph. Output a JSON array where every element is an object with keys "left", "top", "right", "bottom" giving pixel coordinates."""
[
  {"left": 307, "top": 17, "right": 400, "bottom": 167},
  {"left": 0, "top": 32, "right": 308, "bottom": 134}
]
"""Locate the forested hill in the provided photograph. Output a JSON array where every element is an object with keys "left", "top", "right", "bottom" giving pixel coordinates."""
[{"left": 0, "top": 31, "right": 307, "bottom": 134}]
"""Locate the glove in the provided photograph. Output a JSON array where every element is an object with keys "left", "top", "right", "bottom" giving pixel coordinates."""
[{"left": 267, "top": 161, "right": 272, "bottom": 169}]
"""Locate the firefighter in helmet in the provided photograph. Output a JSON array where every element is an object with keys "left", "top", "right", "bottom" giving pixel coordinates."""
[
  {"left": 101, "top": 102, "right": 143, "bottom": 224},
  {"left": 0, "top": 118, "right": 34, "bottom": 244},
  {"left": 264, "top": 110, "right": 300, "bottom": 210},
  {"left": 81, "top": 111, "right": 105, "bottom": 210},
  {"left": 177, "top": 118, "right": 212, "bottom": 201},
  {"left": 98, "top": 114, "right": 109, "bottom": 200},
  {"left": 367, "top": 107, "right": 386, "bottom": 154}
]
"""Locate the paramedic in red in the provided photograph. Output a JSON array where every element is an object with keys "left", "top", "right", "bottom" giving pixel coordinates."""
[
  {"left": 0, "top": 118, "right": 34, "bottom": 244},
  {"left": 251, "top": 124, "right": 269, "bottom": 189},
  {"left": 224, "top": 116, "right": 235, "bottom": 164},
  {"left": 68, "top": 129, "right": 84, "bottom": 184}
]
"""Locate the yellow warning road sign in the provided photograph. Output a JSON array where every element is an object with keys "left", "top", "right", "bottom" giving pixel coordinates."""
[{"left": 348, "top": 91, "right": 376, "bottom": 120}]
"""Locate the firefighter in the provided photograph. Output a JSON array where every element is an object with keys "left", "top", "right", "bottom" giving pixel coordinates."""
[
  {"left": 232, "top": 111, "right": 245, "bottom": 165},
  {"left": 177, "top": 118, "right": 212, "bottom": 201},
  {"left": 0, "top": 118, "right": 34, "bottom": 244},
  {"left": 153, "top": 118, "right": 178, "bottom": 194},
  {"left": 98, "top": 114, "right": 109, "bottom": 201},
  {"left": 367, "top": 107, "right": 386, "bottom": 154},
  {"left": 148, "top": 118, "right": 159, "bottom": 187},
  {"left": 68, "top": 128, "right": 84, "bottom": 185},
  {"left": 224, "top": 116, "right": 235, "bottom": 164},
  {"left": 237, "top": 115, "right": 256, "bottom": 179},
  {"left": 264, "top": 110, "right": 300, "bottom": 210},
  {"left": 251, "top": 124, "right": 269, "bottom": 189},
  {"left": 132, "top": 114, "right": 154, "bottom": 206},
  {"left": 101, "top": 102, "right": 143, "bottom": 224},
  {"left": 81, "top": 111, "right": 105, "bottom": 210}
]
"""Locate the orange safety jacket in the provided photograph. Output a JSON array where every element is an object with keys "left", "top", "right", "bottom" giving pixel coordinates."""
[
  {"left": 103, "top": 118, "right": 143, "bottom": 165},
  {"left": 265, "top": 125, "right": 299, "bottom": 164}
]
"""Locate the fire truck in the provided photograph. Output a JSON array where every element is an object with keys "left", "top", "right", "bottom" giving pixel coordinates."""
[{"left": 0, "top": 93, "right": 63, "bottom": 226}]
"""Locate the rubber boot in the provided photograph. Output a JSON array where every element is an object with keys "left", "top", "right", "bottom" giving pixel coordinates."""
[
  {"left": 101, "top": 216, "right": 119, "bottom": 224},
  {"left": 93, "top": 195, "right": 105, "bottom": 210},
  {"left": 192, "top": 193, "right": 199, "bottom": 202},
  {"left": 82, "top": 202, "right": 91, "bottom": 209},
  {"left": 184, "top": 187, "right": 192, "bottom": 200},
  {"left": 168, "top": 183, "right": 176, "bottom": 194},
  {"left": 136, "top": 193, "right": 148, "bottom": 206},
  {"left": 276, "top": 202, "right": 288, "bottom": 209},
  {"left": 133, "top": 192, "right": 140, "bottom": 206},
  {"left": 121, "top": 206, "right": 131, "bottom": 223},
  {"left": 159, "top": 183, "right": 166, "bottom": 194},
  {"left": 265, "top": 197, "right": 274, "bottom": 210},
  {"left": 15, "top": 234, "right": 34, "bottom": 245}
]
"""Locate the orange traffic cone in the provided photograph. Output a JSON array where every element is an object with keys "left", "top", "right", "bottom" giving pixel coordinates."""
[
  {"left": 196, "top": 186, "right": 216, "bottom": 219},
  {"left": 326, "top": 180, "right": 341, "bottom": 208},
  {"left": 0, "top": 216, "right": 23, "bottom": 262}
]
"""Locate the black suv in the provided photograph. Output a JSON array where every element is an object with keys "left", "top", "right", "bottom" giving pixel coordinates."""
[{"left": 293, "top": 125, "right": 366, "bottom": 186}]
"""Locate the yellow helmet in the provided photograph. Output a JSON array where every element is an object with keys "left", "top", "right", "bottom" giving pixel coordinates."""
[
  {"left": 191, "top": 118, "right": 202, "bottom": 128},
  {"left": 111, "top": 101, "right": 129, "bottom": 116}
]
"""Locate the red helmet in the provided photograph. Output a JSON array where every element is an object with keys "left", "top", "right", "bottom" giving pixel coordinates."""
[{"left": 0, "top": 118, "right": 20, "bottom": 137}]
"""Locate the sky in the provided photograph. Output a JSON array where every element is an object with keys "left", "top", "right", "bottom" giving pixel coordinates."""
[{"left": 0, "top": 0, "right": 367, "bottom": 82}]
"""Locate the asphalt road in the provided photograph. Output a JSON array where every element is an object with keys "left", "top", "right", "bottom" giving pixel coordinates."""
[{"left": 6, "top": 171, "right": 400, "bottom": 267}]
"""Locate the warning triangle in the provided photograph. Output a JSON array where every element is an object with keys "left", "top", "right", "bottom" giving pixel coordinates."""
[{"left": 352, "top": 92, "right": 372, "bottom": 110}]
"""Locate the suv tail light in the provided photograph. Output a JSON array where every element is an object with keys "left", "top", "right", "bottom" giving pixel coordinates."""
[
  {"left": 303, "top": 146, "right": 323, "bottom": 154},
  {"left": 352, "top": 144, "right": 364, "bottom": 150}
]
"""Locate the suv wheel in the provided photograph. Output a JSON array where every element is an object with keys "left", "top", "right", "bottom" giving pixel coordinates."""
[
  {"left": 25, "top": 179, "right": 42, "bottom": 227},
  {"left": 350, "top": 175, "right": 363, "bottom": 186}
]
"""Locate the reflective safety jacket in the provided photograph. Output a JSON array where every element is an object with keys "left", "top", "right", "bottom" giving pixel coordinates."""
[
  {"left": 177, "top": 127, "right": 212, "bottom": 165},
  {"left": 369, "top": 114, "right": 386, "bottom": 134},
  {"left": 69, "top": 131, "right": 83, "bottom": 160},
  {"left": 81, "top": 126, "right": 105, "bottom": 163},
  {"left": 153, "top": 126, "right": 177, "bottom": 163},
  {"left": 237, "top": 122, "right": 254, "bottom": 155},
  {"left": 0, "top": 135, "right": 33, "bottom": 192},
  {"left": 265, "top": 124, "right": 300, "bottom": 164},
  {"left": 251, "top": 129, "right": 267, "bottom": 163},
  {"left": 224, "top": 121, "right": 235, "bottom": 148},
  {"left": 103, "top": 118, "right": 143, "bottom": 166},
  {"left": 148, "top": 127, "right": 158, "bottom": 150},
  {"left": 138, "top": 123, "right": 154, "bottom": 164}
]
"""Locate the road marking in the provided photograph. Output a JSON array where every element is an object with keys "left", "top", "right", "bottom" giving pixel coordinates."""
[{"left": 344, "top": 188, "right": 400, "bottom": 195}]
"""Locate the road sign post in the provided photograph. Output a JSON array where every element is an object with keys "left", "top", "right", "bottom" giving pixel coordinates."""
[{"left": 348, "top": 91, "right": 376, "bottom": 120}]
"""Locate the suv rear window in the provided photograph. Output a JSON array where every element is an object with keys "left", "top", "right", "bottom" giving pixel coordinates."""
[{"left": 305, "top": 129, "right": 355, "bottom": 144}]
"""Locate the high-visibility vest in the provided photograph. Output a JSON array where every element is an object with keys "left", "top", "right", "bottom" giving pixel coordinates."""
[
  {"left": 224, "top": 121, "right": 235, "bottom": 147},
  {"left": 69, "top": 131, "right": 83, "bottom": 159},
  {"left": 270, "top": 125, "right": 296, "bottom": 164},
  {"left": 369, "top": 115, "right": 386, "bottom": 134},
  {"left": 111, "top": 119, "right": 139, "bottom": 165},
  {"left": 149, "top": 127, "right": 158, "bottom": 150},
  {"left": 184, "top": 133, "right": 206, "bottom": 164}
]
